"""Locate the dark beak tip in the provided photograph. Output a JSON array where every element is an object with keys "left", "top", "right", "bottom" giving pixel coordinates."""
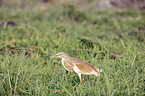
[{"left": 47, "top": 56, "right": 50, "bottom": 59}]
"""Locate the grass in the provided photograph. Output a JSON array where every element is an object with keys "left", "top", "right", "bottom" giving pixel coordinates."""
[{"left": 0, "top": 0, "right": 145, "bottom": 95}]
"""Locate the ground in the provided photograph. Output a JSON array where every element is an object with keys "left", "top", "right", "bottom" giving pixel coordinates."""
[{"left": 0, "top": 0, "right": 145, "bottom": 95}]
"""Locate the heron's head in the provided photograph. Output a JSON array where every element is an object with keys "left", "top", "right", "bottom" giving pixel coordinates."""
[{"left": 47, "top": 52, "right": 71, "bottom": 59}]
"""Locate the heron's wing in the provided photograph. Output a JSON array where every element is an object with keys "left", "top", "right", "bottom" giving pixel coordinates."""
[
  {"left": 71, "top": 58, "right": 99, "bottom": 74},
  {"left": 63, "top": 60, "right": 74, "bottom": 72}
]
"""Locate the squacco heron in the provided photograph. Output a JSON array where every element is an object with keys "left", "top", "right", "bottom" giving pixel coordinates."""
[{"left": 47, "top": 52, "right": 102, "bottom": 83}]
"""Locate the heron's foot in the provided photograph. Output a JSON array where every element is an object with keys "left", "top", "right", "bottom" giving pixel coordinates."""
[{"left": 79, "top": 78, "right": 84, "bottom": 86}]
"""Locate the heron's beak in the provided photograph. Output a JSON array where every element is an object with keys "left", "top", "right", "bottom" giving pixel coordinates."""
[{"left": 47, "top": 54, "right": 57, "bottom": 59}]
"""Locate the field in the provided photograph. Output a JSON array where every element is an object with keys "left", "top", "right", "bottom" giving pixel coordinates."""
[{"left": 0, "top": 0, "right": 145, "bottom": 95}]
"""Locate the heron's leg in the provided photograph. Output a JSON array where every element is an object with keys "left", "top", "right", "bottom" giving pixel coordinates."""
[
  {"left": 82, "top": 78, "right": 84, "bottom": 85},
  {"left": 78, "top": 73, "right": 81, "bottom": 82},
  {"left": 78, "top": 73, "right": 84, "bottom": 85}
]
